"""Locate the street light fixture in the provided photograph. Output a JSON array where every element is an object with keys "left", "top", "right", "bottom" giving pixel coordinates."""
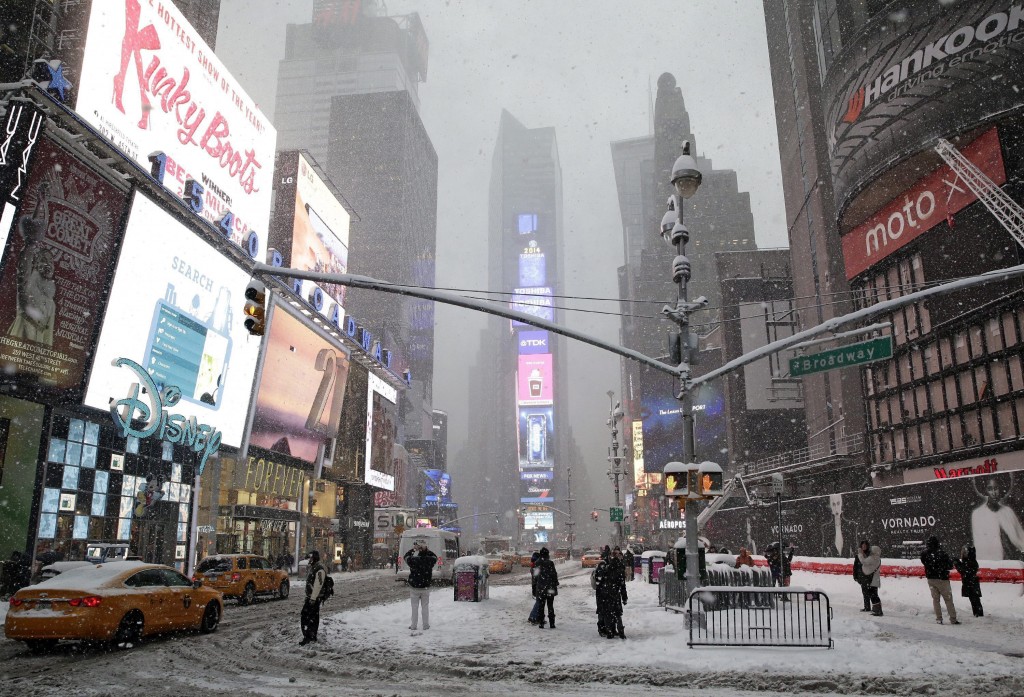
[{"left": 670, "top": 141, "right": 703, "bottom": 199}]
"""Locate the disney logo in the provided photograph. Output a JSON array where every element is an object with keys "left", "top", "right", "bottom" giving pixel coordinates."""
[{"left": 109, "top": 357, "right": 222, "bottom": 474}]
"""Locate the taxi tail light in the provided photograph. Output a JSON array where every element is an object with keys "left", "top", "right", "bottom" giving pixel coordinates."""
[
  {"left": 231, "top": 572, "right": 241, "bottom": 582},
  {"left": 9, "top": 597, "right": 23, "bottom": 607},
  {"left": 68, "top": 596, "right": 102, "bottom": 608}
]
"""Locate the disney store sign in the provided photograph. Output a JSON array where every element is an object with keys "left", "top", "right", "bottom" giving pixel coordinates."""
[{"left": 109, "top": 357, "right": 223, "bottom": 473}]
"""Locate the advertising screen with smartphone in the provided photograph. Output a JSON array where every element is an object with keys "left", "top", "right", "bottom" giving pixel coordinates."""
[
  {"left": 365, "top": 372, "right": 398, "bottom": 491},
  {"left": 249, "top": 301, "right": 352, "bottom": 464},
  {"left": 291, "top": 154, "right": 351, "bottom": 311},
  {"left": 84, "top": 193, "right": 261, "bottom": 447},
  {"left": 518, "top": 405, "right": 555, "bottom": 469}
]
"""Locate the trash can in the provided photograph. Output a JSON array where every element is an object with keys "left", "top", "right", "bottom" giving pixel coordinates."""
[{"left": 453, "top": 555, "right": 489, "bottom": 602}]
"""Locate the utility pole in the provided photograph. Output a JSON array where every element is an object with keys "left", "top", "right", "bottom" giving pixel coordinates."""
[
  {"left": 606, "top": 391, "right": 625, "bottom": 547},
  {"left": 565, "top": 467, "right": 575, "bottom": 559}
]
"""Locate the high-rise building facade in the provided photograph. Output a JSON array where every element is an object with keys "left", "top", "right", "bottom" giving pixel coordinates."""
[
  {"left": 272, "top": 1, "right": 437, "bottom": 440},
  {"left": 465, "top": 111, "right": 568, "bottom": 546}
]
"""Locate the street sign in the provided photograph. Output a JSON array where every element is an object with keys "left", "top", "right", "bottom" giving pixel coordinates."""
[
  {"left": 789, "top": 336, "right": 893, "bottom": 377},
  {"left": 771, "top": 473, "right": 784, "bottom": 496},
  {"left": 609, "top": 507, "right": 624, "bottom": 522}
]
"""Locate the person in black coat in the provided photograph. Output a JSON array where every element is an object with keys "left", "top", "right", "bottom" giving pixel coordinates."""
[
  {"left": 920, "top": 535, "right": 959, "bottom": 625},
  {"left": 533, "top": 548, "right": 559, "bottom": 628},
  {"left": 594, "top": 549, "right": 628, "bottom": 638},
  {"left": 404, "top": 543, "right": 437, "bottom": 630},
  {"left": 954, "top": 545, "right": 983, "bottom": 617}
]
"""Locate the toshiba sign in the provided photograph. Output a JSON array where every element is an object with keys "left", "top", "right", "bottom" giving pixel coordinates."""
[{"left": 841, "top": 128, "right": 1006, "bottom": 279}]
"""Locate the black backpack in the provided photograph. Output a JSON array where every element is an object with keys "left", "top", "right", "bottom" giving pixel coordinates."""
[{"left": 321, "top": 575, "right": 334, "bottom": 601}]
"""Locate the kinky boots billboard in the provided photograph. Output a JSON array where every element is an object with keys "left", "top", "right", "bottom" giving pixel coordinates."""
[{"left": 703, "top": 471, "right": 1024, "bottom": 564}]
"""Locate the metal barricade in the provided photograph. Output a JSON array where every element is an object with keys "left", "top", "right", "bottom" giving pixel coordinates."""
[
  {"left": 661, "top": 565, "right": 774, "bottom": 613},
  {"left": 687, "top": 587, "right": 833, "bottom": 649}
]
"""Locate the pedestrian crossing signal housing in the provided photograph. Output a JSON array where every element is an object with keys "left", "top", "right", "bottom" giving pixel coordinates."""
[{"left": 243, "top": 280, "right": 267, "bottom": 336}]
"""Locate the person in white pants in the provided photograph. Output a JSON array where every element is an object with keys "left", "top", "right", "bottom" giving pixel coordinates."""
[{"left": 404, "top": 542, "right": 437, "bottom": 630}]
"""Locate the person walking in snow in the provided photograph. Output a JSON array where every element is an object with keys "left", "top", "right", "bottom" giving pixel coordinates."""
[
  {"left": 533, "top": 547, "right": 559, "bottom": 628},
  {"left": 623, "top": 548, "right": 635, "bottom": 581},
  {"left": 954, "top": 545, "right": 983, "bottom": 618},
  {"left": 856, "top": 540, "right": 883, "bottom": 616},
  {"left": 921, "top": 535, "right": 959, "bottom": 625},
  {"left": 594, "top": 548, "right": 628, "bottom": 638},
  {"left": 300, "top": 550, "right": 328, "bottom": 645},
  {"left": 528, "top": 551, "right": 544, "bottom": 624},
  {"left": 404, "top": 541, "right": 437, "bottom": 630}
]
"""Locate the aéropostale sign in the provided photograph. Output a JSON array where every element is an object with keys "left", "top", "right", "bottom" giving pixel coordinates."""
[
  {"left": 824, "top": 1, "right": 1024, "bottom": 214},
  {"left": 703, "top": 470, "right": 1024, "bottom": 564},
  {"left": 75, "top": 0, "right": 276, "bottom": 258},
  {"left": 0, "top": 137, "right": 130, "bottom": 396}
]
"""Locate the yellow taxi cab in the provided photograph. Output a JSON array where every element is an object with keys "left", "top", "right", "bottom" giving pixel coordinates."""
[
  {"left": 192, "top": 554, "right": 290, "bottom": 605},
  {"left": 581, "top": 551, "right": 602, "bottom": 568},
  {"left": 5, "top": 561, "right": 223, "bottom": 653},
  {"left": 519, "top": 552, "right": 536, "bottom": 567},
  {"left": 486, "top": 554, "right": 512, "bottom": 574}
]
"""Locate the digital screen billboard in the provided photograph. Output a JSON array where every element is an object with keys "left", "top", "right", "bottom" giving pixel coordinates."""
[
  {"left": 517, "top": 330, "right": 549, "bottom": 355},
  {"left": 423, "top": 469, "right": 453, "bottom": 506},
  {"left": 84, "top": 193, "right": 261, "bottom": 447},
  {"left": 0, "top": 136, "right": 130, "bottom": 397},
  {"left": 518, "top": 405, "right": 555, "bottom": 469},
  {"left": 520, "top": 470, "right": 554, "bottom": 504},
  {"left": 332, "top": 363, "right": 368, "bottom": 482},
  {"left": 366, "top": 372, "right": 398, "bottom": 491},
  {"left": 523, "top": 511, "right": 554, "bottom": 530},
  {"left": 637, "top": 364, "right": 685, "bottom": 474},
  {"left": 75, "top": 0, "right": 276, "bottom": 259},
  {"left": 517, "top": 354, "right": 554, "bottom": 405},
  {"left": 693, "top": 382, "right": 728, "bottom": 462},
  {"left": 511, "top": 287, "right": 553, "bottom": 326},
  {"left": 248, "top": 301, "right": 351, "bottom": 464},
  {"left": 517, "top": 213, "right": 538, "bottom": 235},
  {"left": 518, "top": 243, "right": 546, "bottom": 287}
]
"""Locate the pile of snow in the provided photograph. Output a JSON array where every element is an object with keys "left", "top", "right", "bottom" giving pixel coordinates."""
[{"left": 452, "top": 555, "right": 489, "bottom": 570}]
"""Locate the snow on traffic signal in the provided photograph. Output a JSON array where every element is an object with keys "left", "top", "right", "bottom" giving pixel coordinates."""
[{"left": 243, "top": 279, "right": 267, "bottom": 335}]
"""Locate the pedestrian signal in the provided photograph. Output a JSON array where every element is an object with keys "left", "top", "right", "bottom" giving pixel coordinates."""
[{"left": 243, "top": 280, "right": 267, "bottom": 336}]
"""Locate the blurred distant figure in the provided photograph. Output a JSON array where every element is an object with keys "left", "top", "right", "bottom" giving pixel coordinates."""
[
  {"left": 921, "top": 536, "right": 959, "bottom": 625},
  {"left": 954, "top": 545, "right": 983, "bottom": 618},
  {"left": 735, "top": 547, "right": 754, "bottom": 568}
]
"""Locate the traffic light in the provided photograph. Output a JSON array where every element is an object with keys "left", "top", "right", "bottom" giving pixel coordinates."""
[{"left": 243, "top": 279, "right": 267, "bottom": 336}]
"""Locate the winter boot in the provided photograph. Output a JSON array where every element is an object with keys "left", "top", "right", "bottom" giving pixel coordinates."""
[
  {"left": 871, "top": 602, "right": 883, "bottom": 617},
  {"left": 548, "top": 615, "right": 555, "bottom": 629}
]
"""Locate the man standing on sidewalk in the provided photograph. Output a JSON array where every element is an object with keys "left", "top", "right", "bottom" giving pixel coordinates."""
[
  {"left": 300, "top": 550, "right": 328, "bottom": 645},
  {"left": 921, "top": 535, "right": 959, "bottom": 625},
  {"left": 405, "top": 541, "right": 437, "bottom": 630}
]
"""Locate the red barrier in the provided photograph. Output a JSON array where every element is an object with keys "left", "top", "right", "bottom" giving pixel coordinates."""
[{"left": 788, "top": 559, "right": 1024, "bottom": 584}]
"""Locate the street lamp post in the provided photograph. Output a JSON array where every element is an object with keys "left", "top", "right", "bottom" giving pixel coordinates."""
[
  {"left": 565, "top": 467, "right": 576, "bottom": 560},
  {"left": 606, "top": 391, "right": 625, "bottom": 547},
  {"left": 663, "top": 141, "right": 707, "bottom": 621}
]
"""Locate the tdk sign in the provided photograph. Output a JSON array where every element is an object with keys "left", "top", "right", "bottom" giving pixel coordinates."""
[{"left": 519, "top": 330, "right": 549, "bottom": 355}]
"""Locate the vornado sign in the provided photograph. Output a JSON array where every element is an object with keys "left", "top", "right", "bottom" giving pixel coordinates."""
[
  {"left": 840, "top": 128, "right": 1006, "bottom": 278},
  {"left": 824, "top": 1, "right": 1024, "bottom": 213}
]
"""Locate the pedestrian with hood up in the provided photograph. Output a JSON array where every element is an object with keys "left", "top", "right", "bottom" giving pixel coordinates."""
[
  {"left": 300, "top": 550, "right": 328, "bottom": 645},
  {"left": 856, "top": 540, "right": 883, "bottom": 616},
  {"left": 533, "top": 547, "right": 559, "bottom": 628},
  {"left": 404, "top": 541, "right": 437, "bottom": 630},
  {"left": 954, "top": 545, "right": 983, "bottom": 617},
  {"left": 921, "top": 535, "right": 959, "bottom": 625},
  {"left": 594, "top": 548, "right": 628, "bottom": 638}
]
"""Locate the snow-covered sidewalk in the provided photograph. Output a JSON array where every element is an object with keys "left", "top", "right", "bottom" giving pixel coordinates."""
[{"left": 315, "top": 567, "right": 1024, "bottom": 693}]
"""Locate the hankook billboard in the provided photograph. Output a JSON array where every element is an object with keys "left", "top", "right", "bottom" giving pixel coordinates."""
[{"left": 824, "top": 1, "right": 1024, "bottom": 215}]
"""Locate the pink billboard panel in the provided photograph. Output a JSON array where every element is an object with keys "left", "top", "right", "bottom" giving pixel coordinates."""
[{"left": 517, "top": 354, "right": 553, "bottom": 405}]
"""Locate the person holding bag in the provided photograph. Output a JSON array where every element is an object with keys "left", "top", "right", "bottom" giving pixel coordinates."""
[
  {"left": 857, "top": 540, "right": 883, "bottom": 616},
  {"left": 954, "top": 545, "right": 983, "bottom": 618}
]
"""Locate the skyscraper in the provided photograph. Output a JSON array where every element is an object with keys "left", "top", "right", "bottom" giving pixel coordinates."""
[{"left": 272, "top": 0, "right": 437, "bottom": 438}]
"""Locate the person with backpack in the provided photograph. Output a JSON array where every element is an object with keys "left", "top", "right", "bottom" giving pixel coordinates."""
[
  {"left": 594, "top": 548, "right": 628, "bottom": 638},
  {"left": 404, "top": 541, "right": 437, "bottom": 630},
  {"left": 300, "top": 550, "right": 329, "bottom": 645},
  {"left": 533, "top": 548, "right": 559, "bottom": 628},
  {"left": 921, "top": 535, "right": 959, "bottom": 625}
]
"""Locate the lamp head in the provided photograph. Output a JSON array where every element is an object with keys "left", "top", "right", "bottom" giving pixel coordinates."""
[
  {"left": 660, "top": 209, "right": 677, "bottom": 239},
  {"left": 670, "top": 140, "right": 702, "bottom": 199}
]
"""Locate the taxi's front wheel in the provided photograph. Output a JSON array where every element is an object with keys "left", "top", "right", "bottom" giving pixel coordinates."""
[
  {"left": 200, "top": 602, "right": 220, "bottom": 633},
  {"left": 277, "top": 580, "right": 290, "bottom": 600}
]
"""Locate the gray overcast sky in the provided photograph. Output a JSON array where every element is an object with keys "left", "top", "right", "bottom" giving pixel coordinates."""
[{"left": 217, "top": 0, "right": 785, "bottom": 531}]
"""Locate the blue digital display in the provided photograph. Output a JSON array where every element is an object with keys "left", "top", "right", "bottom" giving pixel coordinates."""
[
  {"left": 144, "top": 301, "right": 230, "bottom": 407},
  {"left": 517, "top": 214, "right": 538, "bottom": 235},
  {"left": 519, "top": 250, "right": 546, "bottom": 286}
]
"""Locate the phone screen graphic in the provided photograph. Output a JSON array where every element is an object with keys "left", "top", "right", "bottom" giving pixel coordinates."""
[{"left": 143, "top": 300, "right": 231, "bottom": 408}]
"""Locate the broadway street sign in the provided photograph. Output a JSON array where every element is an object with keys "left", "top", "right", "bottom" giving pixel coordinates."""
[{"left": 789, "top": 336, "right": 893, "bottom": 378}]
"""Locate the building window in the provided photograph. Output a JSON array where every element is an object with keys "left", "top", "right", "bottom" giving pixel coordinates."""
[{"left": 812, "top": 0, "right": 844, "bottom": 82}]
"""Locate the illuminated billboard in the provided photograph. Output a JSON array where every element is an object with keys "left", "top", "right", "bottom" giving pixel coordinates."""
[
  {"left": 518, "top": 241, "right": 546, "bottom": 287},
  {"left": 511, "top": 287, "right": 554, "bottom": 326},
  {"left": 517, "top": 354, "right": 554, "bottom": 405},
  {"left": 518, "top": 405, "right": 554, "bottom": 469},
  {"left": 523, "top": 511, "right": 554, "bottom": 530},
  {"left": 75, "top": 0, "right": 276, "bottom": 259},
  {"left": 366, "top": 372, "right": 398, "bottom": 491},
  {"left": 423, "top": 469, "right": 453, "bottom": 507},
  {"left": 0, "top": 136, "right": 130, "bottom": 398},
  {"left": 517, "top": 330, "right": 549, "bottom": 355},
  {"left": 248, "top": 301, "right": 351, "bottom": 464},
  {"left": 637, "top": 364, "right": 685, "bottom": 474},
  {"left": 520, "top": 470, "right": 554, "bottom": 504},
  {"left": 84, "top": 193, "right": 261, "bottom": 447},
  {"left": 517, "top": 213, "right": 538, "bottom": 235}
]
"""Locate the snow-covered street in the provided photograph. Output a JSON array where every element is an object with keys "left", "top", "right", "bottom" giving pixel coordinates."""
[{"left": 2, "top": 563, "right": 1022, "bottom": 696}]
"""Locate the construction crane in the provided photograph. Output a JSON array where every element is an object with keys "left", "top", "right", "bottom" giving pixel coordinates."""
[{"left": 934, "top": 138, "right": 1024, "bottom": 249}]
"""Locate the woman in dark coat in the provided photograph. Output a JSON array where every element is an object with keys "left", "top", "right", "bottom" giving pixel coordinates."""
[
  {"left": 954, "top": 545, "right": 983, "bottom": 617},
  {"left": 594, "top": 550, "right": 628, "bottom": 638},
  {"left": 533, "top": 548, "right": 559, "bottom": 628}
]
